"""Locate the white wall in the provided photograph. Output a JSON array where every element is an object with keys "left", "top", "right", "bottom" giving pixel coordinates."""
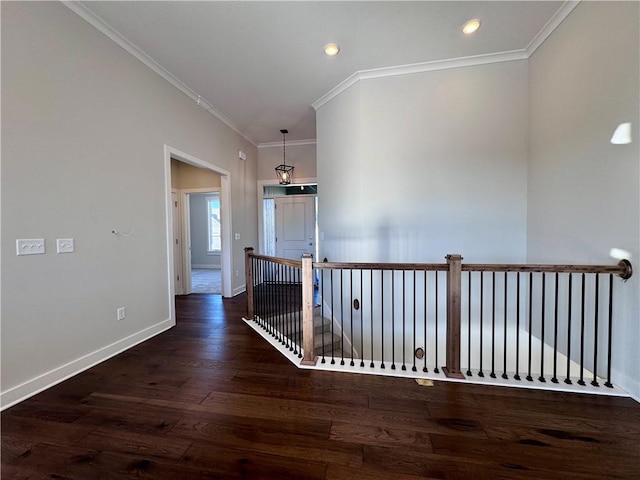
[
  {"left": 258, "top": 142, "right": 317, "bottom": 182},
  {"left": 317, "top": 61, "right": 529, "bottom": 264},
  {"left": 528, "top": 1, "right": 640, "bottom": 398},
  {"left": 1, "top": 2, "right": 257, "bottom": 407}
]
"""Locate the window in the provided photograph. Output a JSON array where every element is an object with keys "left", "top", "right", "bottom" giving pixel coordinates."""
[{"left": 206, "top": 194, "right": 221, "bottom": 252}]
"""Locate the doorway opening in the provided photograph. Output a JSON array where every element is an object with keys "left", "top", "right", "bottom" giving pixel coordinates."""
[
  {"left": 262, "top": 184, "right": 318, "bottom": 260},
  {"left": 188, "top": 191, "right": 222, "bottom": 294},
  {"left": 164, "top": 145, "right": 232, "bottom": 305}
]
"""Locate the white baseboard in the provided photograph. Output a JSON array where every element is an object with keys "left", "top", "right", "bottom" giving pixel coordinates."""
[
  {"left": 232, "top": 284, "right": 246, "bottom": 297},
  {"left": 612, "top": 367, "right": 640, "bottom": 403},
  {"left": 0, "top": 318, "right": 174, "bottom": 411},
  {"left": 191, "top": 264, "right": 220, "bottom": 269}
]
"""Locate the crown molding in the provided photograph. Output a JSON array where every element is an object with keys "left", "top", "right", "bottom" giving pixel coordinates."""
[
  {"left": 258, "top": 139, "right": 317, "bottom": 149},
  {"left": 526, "top": 1, "right": 580, "bottom": 56},
  {"left": 62, "top": 1, "right": 257, "bottom": 147},
  {"left": 313, "top": 0, "right": 581, "bottom": 111},
  {"left": 312, "top": 49, "right": 528, "bottom": 111}
]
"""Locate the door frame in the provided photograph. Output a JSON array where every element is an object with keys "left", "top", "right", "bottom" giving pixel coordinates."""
[
  {"left": 165, "top": 145, "right": 233, "bottom": 301},
  {"left": 182, "top": 187, "right": 222, "bottom": 295},
  {"left": 171, "top": 189, "right": 184, "bottom": 295},
  {"left": 257, "top": 177, "right": 317, "bottom": 256}
]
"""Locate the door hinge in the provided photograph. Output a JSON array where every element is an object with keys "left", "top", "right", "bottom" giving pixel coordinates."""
[
  {"left": 177, "top": 275, "right": 180, "bottom": 281},
  {"left": 174, "top": 201, "right": 178, "bottom": 207},
  {"left": 176, "top": 239, "right": 179, "bottom": 245}
]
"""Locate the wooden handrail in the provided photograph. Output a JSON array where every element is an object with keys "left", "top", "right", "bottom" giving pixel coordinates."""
[
  {"left": 247, "top": 252, "right": 303, "bottom": 269},
  {"left": 462, "top": 260, "right": 632, "bottom": 278},
  {"left": 313, "top": 261, "right": 448, "bottom": 271}
]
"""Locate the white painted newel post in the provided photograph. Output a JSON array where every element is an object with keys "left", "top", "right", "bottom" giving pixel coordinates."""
[{"left": 301, "top": 253, "right": 317, "bottom": 365}]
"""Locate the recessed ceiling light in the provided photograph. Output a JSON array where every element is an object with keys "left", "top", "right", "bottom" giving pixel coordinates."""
[
  {"left": 462, "top": 19, "right": 481, "bottom": 35},
  {"left": 323, "top": 43, "right": 340, "bottom": 57}
]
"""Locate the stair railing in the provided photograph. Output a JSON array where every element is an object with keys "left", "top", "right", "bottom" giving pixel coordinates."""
[{"left": 244, "top": 247, "right": 632, "bottom": 391}]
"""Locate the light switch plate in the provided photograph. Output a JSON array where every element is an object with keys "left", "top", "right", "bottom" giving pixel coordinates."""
[
  {"left": 57, "top": 238, "right": 74, "bottom": 253},
  {"left": 16, "top": 239, "right": 45, "bottom": 256}
]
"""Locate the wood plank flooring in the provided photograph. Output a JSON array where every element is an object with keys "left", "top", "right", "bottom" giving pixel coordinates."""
[{"left": 2, "top": 293, "right": 639, "bottom": 479}]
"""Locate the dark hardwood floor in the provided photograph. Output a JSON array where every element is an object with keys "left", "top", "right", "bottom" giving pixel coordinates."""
[{"left": 2, "top": 293, "right": 639, "bottom": 479}]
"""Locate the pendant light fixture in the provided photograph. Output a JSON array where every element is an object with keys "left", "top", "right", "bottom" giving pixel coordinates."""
[{"left": 275, "top": 129, "right": 294, "bottom": 185}]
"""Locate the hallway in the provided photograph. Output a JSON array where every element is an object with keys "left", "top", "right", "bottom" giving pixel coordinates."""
[{"left": 2, "top": 293, "right": 639, "bottom": 478}]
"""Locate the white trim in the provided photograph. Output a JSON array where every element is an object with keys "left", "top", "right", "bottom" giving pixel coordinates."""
[
  {"left": 312, "top": 50, "right": 528, "bottom": 110},
  {"left": 1, "top": 318, "right": 173, "bottom": 411},
  {"left": 525, "top": 1, "right": 580, "bottom": 56},
  {"left": 62, "top": 1, "right": 257, "bottom": 147},
  {"left": 192, "top": 264, "right": 220, "bottom": 269},
  {"left": 242, "top": 318, "right": 632, "bottom": 399},
  {"left": 258, "top": 139, "right": 317, "bottom": 149},
  {"left": 164, "top": 145, "right": 233, "bottom": 298},
  {"left": 233, "top": 284, "right": 247, "bottom": 297}
]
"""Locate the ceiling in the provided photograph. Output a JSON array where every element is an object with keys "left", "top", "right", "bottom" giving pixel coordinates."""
[{"left": 75, "top": 1, "right": 568, "bottom": 145}]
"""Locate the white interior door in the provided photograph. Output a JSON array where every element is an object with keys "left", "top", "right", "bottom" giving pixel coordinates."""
[{"left": 275, "top": 196, "right": 315, "bottom": 261}]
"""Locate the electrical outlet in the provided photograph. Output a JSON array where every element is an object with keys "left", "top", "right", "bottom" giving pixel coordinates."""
[
  {"left": 16, "top": 239, "right": 45, "bottom": 256},
  {"left": 117, "top": 307, "right": 126, "bottom": 321},
  {"left": 56, "top": 238, "right": 74, "bottom": 253},
  {"left": 235, "top": 270, "right": 240, "bottom": 278}
]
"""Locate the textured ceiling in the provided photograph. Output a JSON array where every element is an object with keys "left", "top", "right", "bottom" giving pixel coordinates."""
[{"left": 77, "top": 1, "right": 567, "bottom": 145}]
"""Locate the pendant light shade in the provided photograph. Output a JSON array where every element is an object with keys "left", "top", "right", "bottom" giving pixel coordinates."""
[{"left": 275, "top": 129, "right": 294, "bottom": 185}]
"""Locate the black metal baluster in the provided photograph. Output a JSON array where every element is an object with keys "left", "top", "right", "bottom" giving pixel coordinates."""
[
  {"left": 412, "top": 270, "right": 417, "bottom": 372},
  {"left": 272, "top": 263, "right": 278, "bottom": 339},
  {"left": 340, "top": 269, "right": 345, "bottom": 365},
  {"left": 434, "top": 271, "right": 439, "bottom": 374},
  {"left": 297, "top": 266, "right": 303, "bottom": 358},
  {"left": 280, "top": 263, "right": 284, "bottom": 341},
  {"left": 321, "top": 268, "right": 326, "bottom": 363},
  {"left": 467, "top": 271, "right": 472, "bottom": 377},
  {"left": 263, "top": 260, "right": 268, "bottom": 329},
  {"left": 370, "top": 269, "right": 374, "bottom": 368},
  {"left": 284, "top": 265, "right": 290, "bottom": 348},
  {"left": 381, "top": 270, "right": 385, "bottom": 369},
  {"left": 424, "top": 270, "right": 428, "bottom": 373},
  {"left": 391, "top": 270, "right": 396, "bottom": 370},
  {"left": 360, "top": 269, "right": 365, "bottom": 367},
  {"left": 591, "top": 274, "right": 600, "bottom": 387},
  {"left": 514, "top": 273, "right": 521, "bottom": 381},
  {"left": 287, "top": 266, "right": 294, "bottom": 351},
  {"left": 565, "top": 273, "right": 573, "bottom": 385},
  {"left": 330, "top": 269, "right": 335, "bottom": 364},
  {"left": 552, "top": 272, "right": 559, "bottom": 383},
  {"left": 402, "top": 270, "right": 407, "bottom": 371},
  {"left": 297, "top": 265, "right": 302, "bottom": 353},
  {"left": 526, "top": 272, "right": 533, "bottom": 382},
  {"left": 350, "top": 269, "right": 355, "bottom": 366},
  {"left": 605, "top": 274, "right": 614, "bottom": 388},
  {"left": 490, "top": 271, "right": 496, "bottom": 378},
  {"left": 502, "top": 271, "right": 508, "bottom": 380},
  {"left": 478, "top": 272, "right": 484, "bottom": 377},
  {"left": 578, "top": 273, "right": 586, "bottom": 386},
  {"left": 539, "top": 273, "right": 546, "bottom": 383}
]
